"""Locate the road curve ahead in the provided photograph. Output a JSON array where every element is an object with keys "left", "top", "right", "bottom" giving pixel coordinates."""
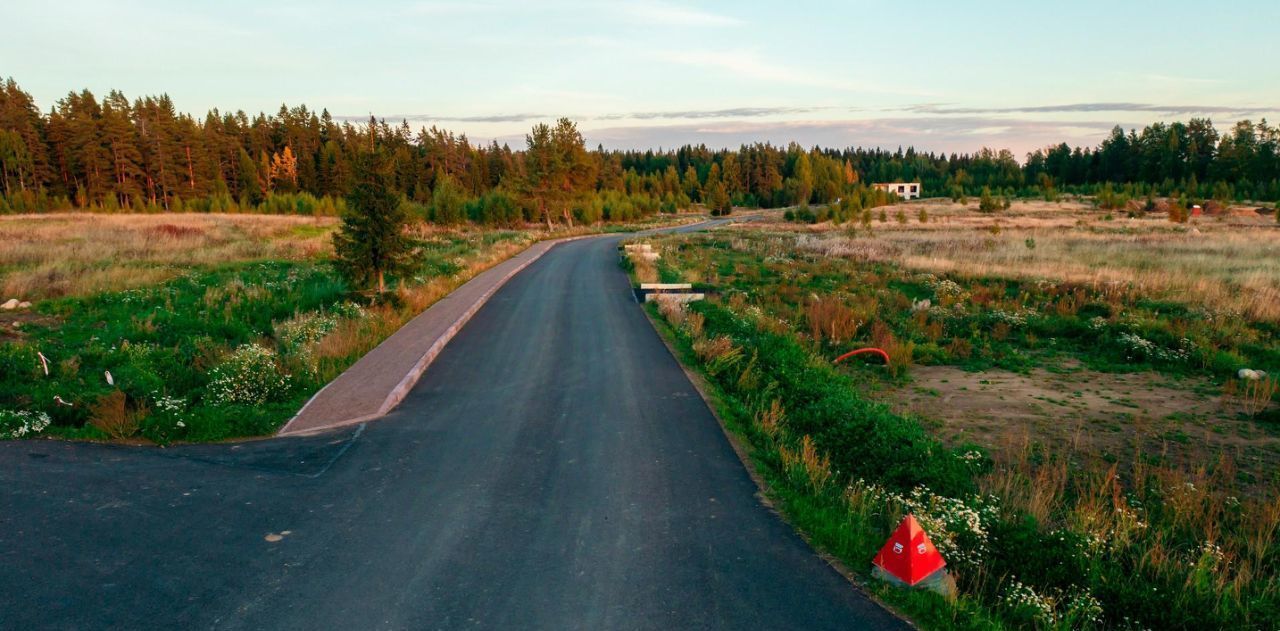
[{"left": 0, "top": 234, "right": 908, "bottom": 630}]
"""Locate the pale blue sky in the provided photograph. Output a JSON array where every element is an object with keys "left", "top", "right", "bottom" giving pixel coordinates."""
[{"left": 3, "top": 0, "right": 1278, "bottom": 155}]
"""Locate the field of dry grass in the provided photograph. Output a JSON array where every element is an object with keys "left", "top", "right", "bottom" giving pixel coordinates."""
[
  {"left": 741, "top": 200, "right": 1280, "bottom": 478},
  {"left": 0, "top": 213, "right": 336, "bottom": 301},
  {"left": 766, "top": 199, "right": 1280, "bottom": 321}
]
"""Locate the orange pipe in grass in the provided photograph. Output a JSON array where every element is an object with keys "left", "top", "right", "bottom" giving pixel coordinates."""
[{"left": 832, "top": 347, "right": 890, "bottom": 365}]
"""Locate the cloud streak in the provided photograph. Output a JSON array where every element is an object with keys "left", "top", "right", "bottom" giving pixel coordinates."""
[
  {"left": 336, "top": 106, "right": 848, "bottom": 125},
  {"left": 568, "top": 117, "right": 1127, "bottom": 155},
  {"left": 334, "top": 102, "right": 1275, "bottom": 157},
  {"left": 337, "top": 100, "right": 1280, "bottom": 131},
  {"left": 904, "top": 102, "right": 1278, "bottom": 116},
  {"left": 597, "top": 106, "right": 842, "bottom": 120}
]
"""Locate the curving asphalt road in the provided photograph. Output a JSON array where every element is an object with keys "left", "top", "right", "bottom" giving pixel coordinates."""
[{"left": 0, "top": 233, "right": 908, "bottom": 630}]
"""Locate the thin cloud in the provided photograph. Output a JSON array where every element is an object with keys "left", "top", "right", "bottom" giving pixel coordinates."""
[
  {"left": 570, "top": 117, "right": 1126, "bottom": 156},
  {"left": 337, "top": 106, "right": 846, "bottom": 125},
  {"left": 904, "top": 102, "right": 1276, "bottom": 116},
  {"left": 598, "top": 106, "right": 842, "bottom": 121}
]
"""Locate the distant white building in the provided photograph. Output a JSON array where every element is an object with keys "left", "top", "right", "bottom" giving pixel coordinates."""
[{"left": 872, "top": 182, "right": 921, "bottom": 200}]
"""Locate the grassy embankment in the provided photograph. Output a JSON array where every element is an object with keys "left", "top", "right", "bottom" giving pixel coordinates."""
[
  {"left": 0, "top": 211, "right": 699, "bottom": 443},
  {"left": 627, "top": 202, "right": 1279, "bottom": 629}
]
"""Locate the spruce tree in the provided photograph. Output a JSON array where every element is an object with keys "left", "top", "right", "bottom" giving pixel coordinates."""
[
  {"left": 333, "top": 152, "right": 411, "bottom": 294},
  {"left": 236, "top": 147, "right": 262, "bottom": 205}
]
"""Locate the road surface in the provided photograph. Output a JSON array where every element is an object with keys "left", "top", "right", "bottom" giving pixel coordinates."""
[{"left": 0, "top": 233, "right": 907, "bottom": 630}]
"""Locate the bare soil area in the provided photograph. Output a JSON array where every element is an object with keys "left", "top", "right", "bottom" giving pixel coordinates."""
[
  {"left": 0, "top": 310, "right": 58, "bottom": 342},
  {"left": 894, "top": 362, "right": 1280, "bottom": 493}
]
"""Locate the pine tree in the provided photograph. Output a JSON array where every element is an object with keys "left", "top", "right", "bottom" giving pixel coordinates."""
[
  {"left": 521, "top": 122, "right": 559, "bottom": 229},
  {"left": 101, "top": 91, "right": 143, "bottom": 207},
  {"left": 333, "top": 152, "right": 412, "bottom": 293},
  {"left": 135, "top": 95, "right": 184, "bottom": 209},
  {"left": 520, "top": 118, "right": 595, "bottom": 229},
  {"left": 0, "top": 78, "right": 53, "bottom": 194},
  {"left": 58, "top": 90, "right": 111, "bottom": 206},
  {"left": 0, "top": 130, "right": 32, "bottom": 197},
  {"left": 173, "top": 113, "right": 210, "bottom": 197}
]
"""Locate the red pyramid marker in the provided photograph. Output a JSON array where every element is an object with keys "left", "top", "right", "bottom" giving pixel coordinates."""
[{"left": 872, "top": 514, "right": 946, "bottom": 586}]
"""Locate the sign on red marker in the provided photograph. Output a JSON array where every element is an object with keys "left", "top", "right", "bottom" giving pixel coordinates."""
[{"left": 872, "top": 514, "right": 946, "bottom": 586}]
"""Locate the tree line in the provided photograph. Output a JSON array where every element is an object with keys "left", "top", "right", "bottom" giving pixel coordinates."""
[{"left": 2, "top": 77, "right": 1278, "bottom": 220}]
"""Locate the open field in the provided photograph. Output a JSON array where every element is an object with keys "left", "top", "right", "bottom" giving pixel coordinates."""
[
  {"left": 0, "top": 211, "right": 703, "bottom": 443},
  {"left": 632, "top": 200, "right": 1280, "bottom": 629},
  {"left": 764, "top": 199, "right": 1280, "bottom": 488},
  {"left": 0, "top": 213, "right": 335, "bottom": 301},
  {"left": 776, "top": 198, "right": 1280, "bottom": 321}
]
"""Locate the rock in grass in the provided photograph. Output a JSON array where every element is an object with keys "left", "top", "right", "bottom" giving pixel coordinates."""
[
  {"left": 1, "top": 299, "right": 18, "bottom": 310},
  {"left": 1238, "top": 368, "right": 1268, "bottom": 381}
]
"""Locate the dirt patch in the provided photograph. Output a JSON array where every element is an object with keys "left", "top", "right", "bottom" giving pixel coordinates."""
[
  {"left": 892, "top": 363, "right": 1280, "bottom": 494},
  {"left": 0, "top": 311, "right": 59, "bottom": 342}
]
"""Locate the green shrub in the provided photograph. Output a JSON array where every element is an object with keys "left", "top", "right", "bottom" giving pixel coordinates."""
[{"left": 978, "top": 187, "right": 999, "bottom": 212}]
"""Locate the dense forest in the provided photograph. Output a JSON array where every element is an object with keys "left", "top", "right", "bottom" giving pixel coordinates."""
[{"left": 1, "top": 77, "right": 1278, "bottom": 221}]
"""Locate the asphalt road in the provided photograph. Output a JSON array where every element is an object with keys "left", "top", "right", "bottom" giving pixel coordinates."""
[{"left": 0, "top": 232, "right": 908, "bottom": 630}]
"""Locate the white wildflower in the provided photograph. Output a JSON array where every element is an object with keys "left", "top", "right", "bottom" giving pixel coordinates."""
[
  {"left": 206, "top": 344, "right": 291, "bottom": 406},
  {"left": 0, "top": 409, "right": 52, "bottom": 439}
]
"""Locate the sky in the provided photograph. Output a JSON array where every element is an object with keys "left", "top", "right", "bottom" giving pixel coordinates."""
[{"left": 3, "top": 0, "right": 1278, "bottom": 157}]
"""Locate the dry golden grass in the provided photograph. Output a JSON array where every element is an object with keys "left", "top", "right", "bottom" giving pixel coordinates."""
[
  {"left": 632, "top": 258, "right": 659, "bottom": 284},
  {"left": 780, "top": 434, "right": 834, "bottom": 493},
  {"left": 87, "top": 389, "right": 143, "bottom": 439},
  {"left": 774, "top": 201, "right": 1280, "bottom": 321},
  {"left": 805, "top": 295, "right": 861, "bottom": 344},
  {"left": 755, "top": 398, "right": 785, "bottom": 439},
  {"left": 621, "top": 241, "right": 661, "bottom": 284},
  {"left": 869, "top": 320, "right": 914, "bottom": 377},
  {"left": 0, "top": 213, "right": 336, "bottom": 300}
]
